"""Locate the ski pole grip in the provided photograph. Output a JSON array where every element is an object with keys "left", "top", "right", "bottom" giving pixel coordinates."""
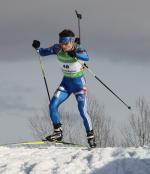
[{"left": 75, "top": 10, "right": 82, "bottom": 19}]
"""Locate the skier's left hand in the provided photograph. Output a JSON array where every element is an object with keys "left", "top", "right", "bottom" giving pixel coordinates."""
[{"left": 67, "top": 50, "right": 76, "bottom": 57}]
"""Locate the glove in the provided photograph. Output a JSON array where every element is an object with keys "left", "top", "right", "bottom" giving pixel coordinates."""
[
  {"left": 67, "top": 50, "right": 76, "bottom": 57},
  {"left": 75, "top": 37, "right": 80, "bottom": 44},
  {"left": 32, "top": 40, "right": 40, "bottom": 49}
]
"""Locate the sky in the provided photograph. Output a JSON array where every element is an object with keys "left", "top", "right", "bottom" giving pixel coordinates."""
[{"left": 0, "top": 0, "right": 150, "bottom": 144}]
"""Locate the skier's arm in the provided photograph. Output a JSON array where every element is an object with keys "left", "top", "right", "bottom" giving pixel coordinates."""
[
  {"left": 38, "top": 44, "right": 61, "bottom": 56},
  {"left": 75, "top": 49, "right": 89, "bottom": 61},
  {"left": 68, "top": 45, "right": 89, "bottom": 61}
]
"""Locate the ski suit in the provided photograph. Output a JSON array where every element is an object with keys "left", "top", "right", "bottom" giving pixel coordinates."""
[{"left": 38, "top": 44, "right": 93, "bottom": 132}]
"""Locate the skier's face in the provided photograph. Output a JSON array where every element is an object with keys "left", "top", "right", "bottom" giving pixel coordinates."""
[{"left": 60, "top": 42, "right": 74, "bottom": 52}]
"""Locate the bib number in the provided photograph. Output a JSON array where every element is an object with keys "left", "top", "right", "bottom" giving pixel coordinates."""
[{"left": 63, "top": 64, "right": 70, "bottom": 69}]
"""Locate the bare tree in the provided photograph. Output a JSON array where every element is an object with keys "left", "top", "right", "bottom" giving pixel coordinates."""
[
  {"left": 29, "top": 106, "right": 53, "bottom": 140},
  {"left": 29, "top": 93, "right": 116, "bottom": 147},
  {"left": 29, "top": 105, "right": 88, "bottom": 145},
  {"left": 87, "top": 93, "right": 116, "bottom": 147},
  {"left": 121, "top": 97, "right": 150, "bottom": 147}
]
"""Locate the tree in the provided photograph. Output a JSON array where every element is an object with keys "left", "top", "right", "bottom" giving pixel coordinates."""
[
  {"left": 29, "top": 105, "right": 86, "bottom": 144},
  {"left": 121, "top": 97, "right": 150, "bottom": 147},
  {"left": 29, "top": 93, "right": 116, "bottom": 147},
  {"left": 87, "top": 94, "right": 116, "bottom": 147},
  {"left": 29, "top": 106, "right": 52, "bottom": 140}
]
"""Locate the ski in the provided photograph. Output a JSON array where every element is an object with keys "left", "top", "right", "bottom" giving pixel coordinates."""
[
  {"left": 1, "top": 140, "right": 86, "bottom": 148},
  {"left": 41, "top": 140, "right": 95, "bottom": 150},
  {"left": 42, "top": 139, "right": 86, "bottom": 148},
  {"left": 1, "top": 140, "right": 97, "bottom": 151},
  {"left": 21, "top": 140, "right": 94, "bottom": 149}
]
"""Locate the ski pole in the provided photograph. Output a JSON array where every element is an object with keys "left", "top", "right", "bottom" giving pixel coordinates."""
[
  {"left": 74, "top": 10, "right": 131, "bottom": 110},
  {"left": 37, "top": 52, "right": 51, "bottom": 103},
  {"left": 79, "top": 58, "right": 131, "bottom": 109},
  {"left": 75, "top": 10, "right": 82, "bottom": 44}
]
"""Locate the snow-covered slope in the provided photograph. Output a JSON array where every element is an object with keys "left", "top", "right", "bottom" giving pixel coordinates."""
[{"left": 0, "top": 144, "right": 150, "bottom": 174}]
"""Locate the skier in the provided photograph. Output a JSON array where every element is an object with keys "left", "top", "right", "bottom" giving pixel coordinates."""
[{"left": 32, "top": 29, "right": 96, "bottom": 148}]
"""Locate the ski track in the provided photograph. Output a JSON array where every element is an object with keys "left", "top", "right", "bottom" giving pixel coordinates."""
[{"left": 0, "top": 145, "right": 150, "bottom": 174}]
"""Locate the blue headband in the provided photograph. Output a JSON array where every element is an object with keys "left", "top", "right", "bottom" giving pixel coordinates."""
[{"left": 59, "top": 37, "right": 75, "bottom": 44}]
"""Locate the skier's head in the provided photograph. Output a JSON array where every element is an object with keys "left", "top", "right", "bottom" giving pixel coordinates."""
[{"left": 59, "top": 29, "right": 75, "bottom": 51}]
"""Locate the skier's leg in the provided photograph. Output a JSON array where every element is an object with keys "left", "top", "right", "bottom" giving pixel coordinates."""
[
  {"left": 46, "top": 86, "right": 70, "bottom": 141},
  {"left": 75, "top": 89, "right": 96, "bottom": 147},
  {"left": 49, "top": 86, "right": 70, "bottom": 125},
  {"left": 75, "top": 92, "right": 93, "bottom": 132}
]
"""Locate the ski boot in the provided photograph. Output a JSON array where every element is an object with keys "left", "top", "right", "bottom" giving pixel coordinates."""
[
  {"left": 87, "top": 130, "right": 96, "bottom": 148},
  {"left": 45, "top": 123, "right": 63, "bottom": 142}
]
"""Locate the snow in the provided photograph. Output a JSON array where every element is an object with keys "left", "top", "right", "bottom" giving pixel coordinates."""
[{"left": 0, "top": 144, "right": 150, "bottom": 174}]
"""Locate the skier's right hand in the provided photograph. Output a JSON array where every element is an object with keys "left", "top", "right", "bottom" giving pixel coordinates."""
[{"left": 32, "top": 40, "right": 40, "bottom": 49}]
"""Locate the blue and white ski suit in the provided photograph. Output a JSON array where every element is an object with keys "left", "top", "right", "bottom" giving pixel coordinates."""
[{"left": 38, "top": 43, "right": 93, "bottom": 132}]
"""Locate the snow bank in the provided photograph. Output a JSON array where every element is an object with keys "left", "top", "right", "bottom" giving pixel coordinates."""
[{"left": 0, "top": 145, "right": 150, "bottom": 174}]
